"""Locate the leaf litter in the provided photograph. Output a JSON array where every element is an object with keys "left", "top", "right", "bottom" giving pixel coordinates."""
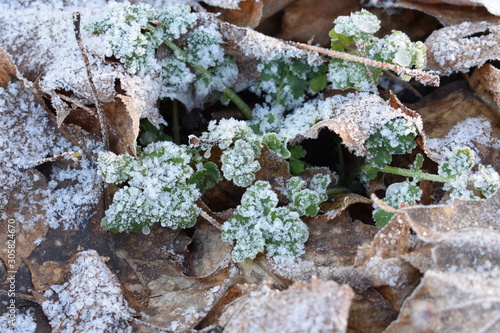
[{"left": 0, "top": 0, "right": 499, "bottom": 332}]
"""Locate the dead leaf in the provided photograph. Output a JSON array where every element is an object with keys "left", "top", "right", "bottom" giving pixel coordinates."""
[
  {"left": 216, "top": 0, "right": 264, "bottom": 28},
  {"left": 0, "top": 47, "right": 18, "bottom": 88},
  {"left": 32, "top": 250, "right": 133, "bottom": 332},
  {"left": 469, "top": 63, "right": 500, "bottom": 118},
  {"left": 386, "top": 270, "right": 500, "bottom": 332},
  {"left": 412, "top": 85, "right": 500, "bottom": 168},
  {"left": 391, "top": 1, "right": 500, "bottom": 26},
  {"left": 278, "top": 0, "right": 360, "bottom": 47},
  {"left": 400, "top": 190, "right": 500, "bottom": 242},
  {"left": 137, "top": 257, "right": 237, "bottom": 331},
  {"left": 219, "top": 279, "right": 354, "bottom": 333},
  {"left": 0, "top": 173, "right": 50, "bottom": 272},
  {"left": 425, "top": 21, "right": 500, "bottom": 75},
  {"left": 296, "top": 93, "right": 425, "bottom": 158},
  {"left": 404, "top": 0, "right": 500, "bottom": 15}
]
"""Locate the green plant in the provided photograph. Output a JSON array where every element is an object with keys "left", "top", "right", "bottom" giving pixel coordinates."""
[
  {"left": 354, "top": 120, "right": 500, "bottom": 226},
  {"left": 222, "top": 175, "right": 330, "bottom": 262},
  {"left": 327, "top": 9, "right": 426, "bottom": 90},
  {"left": 86, "top": 2, "right": 252, "bottom": 118}
]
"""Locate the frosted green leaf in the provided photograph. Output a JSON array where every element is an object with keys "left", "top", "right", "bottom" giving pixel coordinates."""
[
  {"left": 187, "top": 25, "right": 224, "bottom": 70},
  {"left": 364, "top": 118, "right": 418, "bottom": 168},
  {"left": 473, "top": 165, "right": 500, "bottom": 198},
  {"left": 98, "top": 151, "right": 135, "bottom": 184},
  {"left": 222, "top": 181, "right": 309, "bottom": 262},
  {"left": 438, "top": 148, "right": 475, "bottom": 178},
  {"left": 221, "top": 139, "right": 261, "bottom": 187},
  {"left": 373, "top": 181, "right": 422, "bottom": 226},
  {"left": 98, "top": 141, "right": 202, "bottom": 232}
]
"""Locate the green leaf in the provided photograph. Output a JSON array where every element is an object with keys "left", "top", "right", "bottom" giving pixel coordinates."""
[{"left": 188, "top": 162, "right": 221, "bottom": 192}]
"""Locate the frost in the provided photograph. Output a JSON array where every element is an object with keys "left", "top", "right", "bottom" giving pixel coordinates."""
[
  {"left": 41, "top": 250, "right": 132, "bottom": 332},
  {"left": 0, "top": 308, "right": 37, "bottom": 333},
  {"left": 426, "top": 117, "right": 500, "bottom": 164},
  {"left": 0, "top": 80, "right": 101, "bottom": 229}
]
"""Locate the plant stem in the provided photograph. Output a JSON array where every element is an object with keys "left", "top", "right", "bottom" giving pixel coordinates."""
[
  {"left": 172, "top": 99, "right": 180, "bottom": 144},
  {"left": 164, "top": 40, "right": 253, "bottom": 119}
]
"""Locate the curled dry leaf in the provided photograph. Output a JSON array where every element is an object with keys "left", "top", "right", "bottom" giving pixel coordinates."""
[
  {"left": 469, "top": 64, "right": 500, "bottom": 118},
  {"left": 296, "top": 92, "right": 425, "bottom": 157},
  {"left": 138, "top": 257, "right": 237, "bottom": 332},
  {"left": 219, "top": 279, "right": 354, "bottom": 333},
  {"left": 413, "top": 84, "right": 500, "bottom": 168},
  {"left": 408, "top": 0, "right": 500, "bottom": 15},
  {"left": 401, "top": 189, "right": 500, "bottom": 242},
  {"left": 386, "top": 270, "right": 500, "bottom": 333},
  {"left": 31, "top": 250, "right": 133, "bottom": 333},
  {"left": 425, "top": 21, "right": 500, "bottom": 75}
]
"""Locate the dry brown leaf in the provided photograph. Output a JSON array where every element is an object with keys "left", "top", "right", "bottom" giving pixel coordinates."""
[
  {"left": 400, "top": 190, "right": 500, "bottom": 242},
  {"left": 0, "top": 47, "right": 18, "bottom": 88},
  {"left": 402, "top": 1, "right": 497, "bottom": 25},
  {"left": 190, "top": 220, "right": 233, "bottom": 277},
  {"left": 385, "top": 270, "right": 500, "bottom": 333},
  {"left": 323, "top": 192, "right": 373, "bottom": 220},
  {"left": 355, "top": 215, "right": 411, "bottom": 267},
  {"left": 403, "top": 0, "right": 500, "bottom": 15},
  {"left": 216, "top": 0, "right": 264, "bottom": 28},
  {"left": 425, "top": 21, "right": 500, "bottom": 75},
  {"left": 470, "top": 64, "right": 500, "bottom": 118},
  {"left": 137, "top": 257, "right": 237, "bottom": 331},
  {"left": 219, "top": 279, "right": 354, "bottom": 333},
  {"left": 296, "top": 93, "right": 425, "bottom": 157},
  {"left": 0, "top": 173, "right": 50, "bottom": 272},
  {"left": 31, "top": 250, "right": 133, "bottom": 332},
  {"left": 413, "top": 85, "right": 500, "bottom": 168},
  {"left": 278, "top": 0, "right": 360, "bottom": 47}
]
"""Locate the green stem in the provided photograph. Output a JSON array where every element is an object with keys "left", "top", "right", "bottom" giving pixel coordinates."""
[
  {"left": 172, "top": 99, "right": 180, "bottom": 144},
  {"left": 344, "top": 163, "right": 466, "bottom": 187},
  {"left": 164, "top": 40, "right": 253, "bottom": 120}
]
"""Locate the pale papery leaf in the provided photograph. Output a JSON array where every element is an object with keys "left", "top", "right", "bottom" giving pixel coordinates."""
[
  {"left": 385, "top": 270, "right": 500, "bottom": 333},
  {"left": 33, "top": 250, "right": 133, "bottom": 333},
  {"left": 399, "top": 190, "right": 500, "bottom": 242},
  {"left": 425, "top": 21, "right": 500, "bottom": 75},
  {"left": 296, "top": 92, "right": 425, "bottom": 157},
  {"left": 219, "top": 279, "right": 354, "bottom": 333}
]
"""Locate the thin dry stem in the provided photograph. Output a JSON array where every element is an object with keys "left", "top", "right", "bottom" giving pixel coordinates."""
[
  {"left": 73, "top": 12, "right": 109, "bottom": 149},
  {"left": 288, "top": 41, "right": 440, "bottom": 87}
]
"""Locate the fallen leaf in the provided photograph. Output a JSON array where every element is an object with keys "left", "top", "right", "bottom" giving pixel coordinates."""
[
  {"left": 469, "top": 63, "right": 500, "bottom": 118},
  {"left": 32, "top": 250, "right": 133, "bottom": 332},
  {"left": 278, "top": 0, "right": 360, "bottom": 47},
  {"left": 216, "top": 0, "right": 264, "bottom": 28},
  {"left": 401, "top": 190, "right": 500, "bottom": 242},
  {"left": 219, "top": 279, "right": 354, "bottom": 333},
  {"left": 385, "top": 270, "right": 500, "bottom": 332},
  {"left": 413, "top": 85, "right": 500, "bottom": 168},
  {"left": 405, "top": 0, "right": 500, "bottom": 15},
  {"left": 425, "top": 21, "right": 500, "bottom": 75},
  {"left": 297, "top": 92, "right": 425, "bottom": 158},
  {"left": 391, "top": 1, "right": 500, "bottom": 26}
]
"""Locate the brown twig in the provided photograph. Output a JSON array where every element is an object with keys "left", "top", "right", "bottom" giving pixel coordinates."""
[
  {"left": 287, "top": 41, "right": 440, "bottom": 87},
  {"left": 73, "top": 12, "right": 109, "bottom": 150}
]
